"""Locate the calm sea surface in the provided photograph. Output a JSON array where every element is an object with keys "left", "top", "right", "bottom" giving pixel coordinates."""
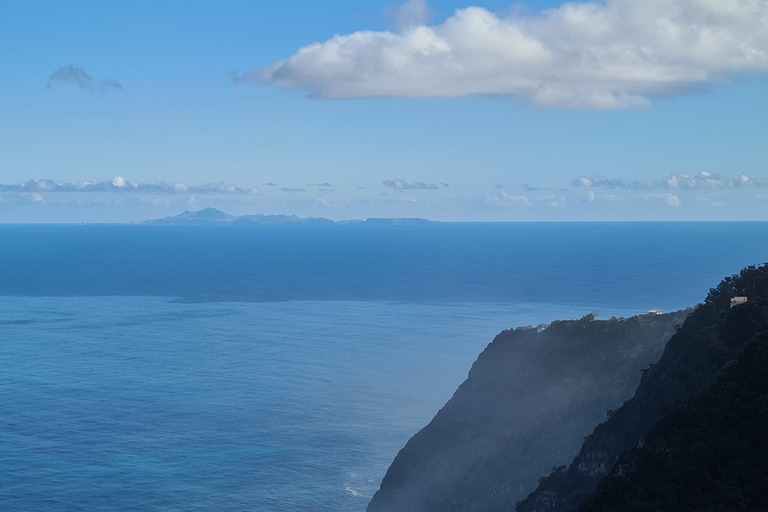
[{"left": 1, "top": 223, "right": 767, "bottom": 511}]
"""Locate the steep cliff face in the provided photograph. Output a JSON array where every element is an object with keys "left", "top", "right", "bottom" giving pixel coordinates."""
[
  {"left": 367, "top": 311, "right": 689, "bottom": 512},
  {"left": 518, "top": 264, "right": 768, "bottom": 512}
]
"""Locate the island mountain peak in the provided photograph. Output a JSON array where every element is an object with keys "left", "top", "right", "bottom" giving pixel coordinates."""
[
  {"left": 143, "top": 209, "right": 436, "bottom": 225},
  {"left": 178, "top": 208, "right": 234, "bottom": 220}
]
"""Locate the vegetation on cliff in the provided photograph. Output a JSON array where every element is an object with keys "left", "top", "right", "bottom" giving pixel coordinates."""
[
  {"left": 579, "top": 335, "right": 768, "bottom": 512},
  {"left": 517, "top": 264, "right": 768, "bottom": 512}
]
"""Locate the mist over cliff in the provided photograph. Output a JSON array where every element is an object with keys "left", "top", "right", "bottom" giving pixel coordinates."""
[
  {"left": 367, "top": 310, "right": 688, "bottom": 512},
  {"left": 369, "top": 263, "right": 768, "bottom": 512}
]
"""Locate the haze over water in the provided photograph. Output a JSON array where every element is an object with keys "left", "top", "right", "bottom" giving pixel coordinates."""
[{"left": 1, "top": 222, "right": 767, "bottom": 511}]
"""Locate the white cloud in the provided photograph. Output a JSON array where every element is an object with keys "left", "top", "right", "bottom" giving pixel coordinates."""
[
  {"left": 242, "top": 0, "right": 768, "bottom": 108},
  {"left": 574, "top": 172, "right": 768, "bottom": 190},
  {"left": 643, "top": 193, "right": 681, "bottom": 206},
  {"left": 0, "top": 179, "right": 260, "bottom": 195},
  {"left": 543, "top": 194, "right": 567, "bottom": 206},
  {"left": 502, "top": 192, "right": 531, "bottom": 204},
  {"left": 383, "top": 179, "right": 439, "bottom": 190}
]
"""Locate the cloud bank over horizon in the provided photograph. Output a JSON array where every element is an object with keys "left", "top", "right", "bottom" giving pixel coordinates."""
[
  {"left": 574, "top": 172, "right": 768, "bottom": 190},
  {"left": 383, "top": 179, "right": 441, "bottom": 190},
  {"left": 3, "top": 172, "right": 767, "bottom": 223},
  {"left": 0, "top": 178, "right": 260, "bottom": 195},
  {"left": 239, "top": 0, "right": 768, "bottom": 109}
]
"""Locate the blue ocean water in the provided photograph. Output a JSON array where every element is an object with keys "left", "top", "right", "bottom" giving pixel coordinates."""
[{"left": 1, "top": 222, "right": 767, "bottom": 511}]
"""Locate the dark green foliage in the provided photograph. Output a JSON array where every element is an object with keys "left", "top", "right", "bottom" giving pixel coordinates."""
[
  {"left": 517, "top": 263, "right": 768, "bottom": 512},
  {"left": 579, "top": 338, "right": 768, "bottom": 512},
  {"left": 706, "top": 264, "right": 768, "bottom": 310},
  {"left": 721, "top": 299, "right": 768, "bottom": 347}
]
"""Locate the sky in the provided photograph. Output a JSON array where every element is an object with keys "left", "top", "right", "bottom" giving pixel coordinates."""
[{"left": 1, "top": 0, "right": 767, "bottom": 222}]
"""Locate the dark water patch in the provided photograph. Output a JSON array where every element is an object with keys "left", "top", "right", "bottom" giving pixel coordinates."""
[{"left": 1, "top": 223, "right": 767, "bottom": 311}]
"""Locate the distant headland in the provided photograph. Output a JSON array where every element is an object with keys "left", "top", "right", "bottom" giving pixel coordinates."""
[{"left": 142, "top": 208, "right": 437, "bottom": 226}]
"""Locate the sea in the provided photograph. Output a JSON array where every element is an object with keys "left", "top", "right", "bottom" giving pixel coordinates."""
[{"left": 1, "top": 222, "right": 767, "bottom": 511}]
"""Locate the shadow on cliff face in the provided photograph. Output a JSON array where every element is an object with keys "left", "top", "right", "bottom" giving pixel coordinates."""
[{"left": 367, "top": 310, "right": 688, "bottom": 512}]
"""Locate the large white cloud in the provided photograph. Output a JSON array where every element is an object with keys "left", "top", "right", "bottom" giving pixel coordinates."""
[{"left": 239, "top": 0, "right": 768, "bottom": 108}]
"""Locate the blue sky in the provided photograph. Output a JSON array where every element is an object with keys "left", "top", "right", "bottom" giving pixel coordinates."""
[{"left": 1, "top": 0, "right": 767, "bottom": 222}]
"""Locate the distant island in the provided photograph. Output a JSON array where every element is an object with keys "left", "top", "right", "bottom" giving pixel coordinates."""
[{"left": 143, "top": 208, "right": 437, "bottom": 226}]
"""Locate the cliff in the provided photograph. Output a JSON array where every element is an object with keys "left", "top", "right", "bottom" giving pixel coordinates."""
[
  {"left": 577, "top": 335, "right": 768, "bottom": 512},
  {"left": 367, "top": 310, "right": 689, "bottom": 512},
  {"left": 517, "top": 264, "right": 768, "bottom": 512},
  {"left": 368, "top": 263, "right": 768, "bottom": 512}
]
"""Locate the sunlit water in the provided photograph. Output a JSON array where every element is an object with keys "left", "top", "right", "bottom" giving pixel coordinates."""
[{"left": 1, "top": 223, "right": 767, "bottom": 510}]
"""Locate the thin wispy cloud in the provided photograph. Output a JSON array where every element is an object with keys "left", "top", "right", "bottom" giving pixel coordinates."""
[
  {"left": 383, "top": 179, "right": 439, "bottom": 190},
  {"left": 644, "top": 193, "right": 681, "bottom": 207},
  {"left": 502, "top": 192, "right": 531, "bottom": 205},
  {"left": 238, "top": 0, "right": 768, "bottom": 109},
  {"left": 574, "top": 172, "right": 767, "bottom": 190},
  {"left": 0, "top": 178, "right": 260, "bottom": 195},
  {"left": 47, "top": 65, "right": 122, "bottom": 93},
  {"left": 542, "top": 194, "right": 568, "bottom": 207},
  {"left": 280, "top": 187, "right": 306, "bottom": 192},
  {"left": 487, "top": 191, "right": 572, "bottom": 206}
]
